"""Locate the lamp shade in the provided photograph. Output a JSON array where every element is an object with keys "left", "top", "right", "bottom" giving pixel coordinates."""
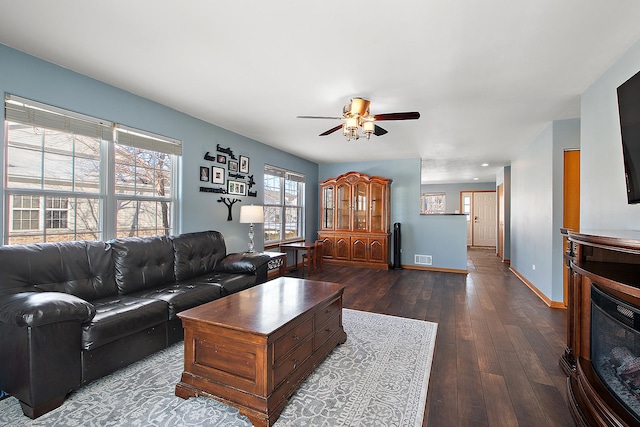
[{"left": 239, "top": 205, "right": 264, "bottom": 224}]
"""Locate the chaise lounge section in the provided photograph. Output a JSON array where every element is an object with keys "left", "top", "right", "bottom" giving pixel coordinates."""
[{"left": 0, "top": 230, "right": 271, "bottom": 419}]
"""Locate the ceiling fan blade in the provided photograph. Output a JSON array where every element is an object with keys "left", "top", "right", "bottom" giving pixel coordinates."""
[
  {"left": 374, "top": 125, "right": 388, "bottom": 136},
  {"left": 373, "top": 112, "right": 420, "bottom": 121},
  {"left": 297, "top": 115, "right": 342, "bottom": 120},
  {"left": 320, "top": 124, "right": 344, "bottom": 136}
]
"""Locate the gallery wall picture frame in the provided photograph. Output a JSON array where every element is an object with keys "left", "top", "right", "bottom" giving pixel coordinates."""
[
  {"left": 228, "top": 180, "right": 246, "bottom": 196},
  {"left": 217, "top": 154, "right": 227, "bottom": 164},
  {"left": 211, "top": 166, "right": 225, "bottom": 185},
  {"left": 229, "top": 160, "right": 239, "bottom": 173},
  {"left": 200, "top": 166, "right": 209, "bottom": 182},
  {"left": 239, "top": 155, "right": 249, "bottom": 173}
]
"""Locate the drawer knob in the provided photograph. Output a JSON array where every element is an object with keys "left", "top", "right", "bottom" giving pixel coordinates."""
[
  {"left": 293, "top": 359, "right": 298, "bottom": 370},
  {"left": 325, "top": 328, "right": 332, "bottom": 333},
  {"left": 293, "top": 334, "right": 299, "bottom": 340}
]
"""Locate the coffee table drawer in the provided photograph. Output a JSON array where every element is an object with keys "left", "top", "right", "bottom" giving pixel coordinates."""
[
  {"left": 273, "top": 319, "right": 314, "bottom": 362},
  {"left": 272, "top": 337, "right": 313, "bottom": 388},
  {"left": 315, "top": 297, "right": 341, "bottom": 329},
  {"left": 315, "top": 310, "right": 341, "bottom": 350}
]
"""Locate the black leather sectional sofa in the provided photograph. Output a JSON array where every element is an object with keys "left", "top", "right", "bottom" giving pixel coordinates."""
[{"left": 0, "top": 230, "right": 271, "bottom": 419}]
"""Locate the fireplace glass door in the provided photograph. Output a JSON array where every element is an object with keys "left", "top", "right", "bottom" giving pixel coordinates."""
[{"left": 591, "top": 284, "right": 640, "bottom": 423}]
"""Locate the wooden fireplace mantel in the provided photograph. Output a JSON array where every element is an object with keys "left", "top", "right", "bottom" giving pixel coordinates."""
[{"left": 561, "top": 228, "right": 640, "bottom": 427}]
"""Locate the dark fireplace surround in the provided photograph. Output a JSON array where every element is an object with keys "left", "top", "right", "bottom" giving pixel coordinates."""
[{"left": 561, "top": 229, "right": 640, "bottom": 427}]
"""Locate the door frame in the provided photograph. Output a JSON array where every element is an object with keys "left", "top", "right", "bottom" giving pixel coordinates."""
[{"left": 497, "top": 184, "right": 504, "bottom": 259}]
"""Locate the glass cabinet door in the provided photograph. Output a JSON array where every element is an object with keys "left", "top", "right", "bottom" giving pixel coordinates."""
[
  {"left": 370, "top": 182, "right": 385, "bottom": 232},
  {"left": 353, "top": 182, "right": 368, "bottom": 231},
  {"left": 336, "top": 183, "right": 350, "bottom": 230},
  {"left": 321, "top": 185, "right": 334, "bottom": 229}
]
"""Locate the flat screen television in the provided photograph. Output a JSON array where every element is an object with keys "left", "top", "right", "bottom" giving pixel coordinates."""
[{"left": 617, "top": 69, "right": 640, "bottom": 204}]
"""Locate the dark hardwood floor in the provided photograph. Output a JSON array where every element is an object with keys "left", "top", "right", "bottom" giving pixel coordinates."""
[{"left": 295, "top": 248, "right": 574, "bottom": 427}]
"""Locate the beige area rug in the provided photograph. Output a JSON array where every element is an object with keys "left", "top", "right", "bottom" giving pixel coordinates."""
[{"left": 0, "top": 309, "right": 437, "bottom": 426}]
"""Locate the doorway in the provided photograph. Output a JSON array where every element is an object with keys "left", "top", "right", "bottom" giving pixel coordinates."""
[
  {"left": 563, "top": 150, "right": 580, "bottom": 307},
  {"left": 461, "top": 191, "right": 497, "bottom": 247}
]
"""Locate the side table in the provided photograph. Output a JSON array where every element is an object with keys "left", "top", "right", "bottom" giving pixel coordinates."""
[{"left": 261, "top": 251, "right": 286, "bottom": 278}]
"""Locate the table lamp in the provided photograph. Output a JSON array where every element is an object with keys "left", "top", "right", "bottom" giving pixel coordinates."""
[{"left": 239, "top": 205, "right": 264, "bottom": 252}]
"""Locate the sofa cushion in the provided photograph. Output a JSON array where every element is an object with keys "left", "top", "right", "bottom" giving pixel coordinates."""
[
  {"left": 81, "top": 295, "right": 167, "bottom": 350},
  {"left": 0, "top": 240, "right": 117, "bottom": 300},
  {"left": 131, "top": 283, "right": 222, "bottom": 319},
  {"left": 185, "top": 272, "right": 256, "bottom": 296},
  {"left": 110, "top": 236, "right": 176, "bottom": 295},
  {"left": 171, "top": 230, "right": 227, "bottom": 282}
]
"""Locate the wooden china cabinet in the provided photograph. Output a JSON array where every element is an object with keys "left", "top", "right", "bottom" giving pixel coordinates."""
[{"left": 318, "top": 171, "right": 391, "bottom": 269}]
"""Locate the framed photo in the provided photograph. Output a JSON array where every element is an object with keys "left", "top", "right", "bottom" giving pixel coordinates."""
[
  {"left": 217, "top": 154, "right": 226, "bottom": 164},
  {"left": 229, "top": 160, "right": 239, "bottom": 173},
  {"left": 239, "top": 155, "right": 249, "bottom": 173},
  {"left": 211, "top": 166, "right": 225, "bottom": 185},
  {"left": 199, "top": 166, "right": 209, "bottom": 182},
  {"left": 228, "top": 180, "right": 246, "bottom": 196}
]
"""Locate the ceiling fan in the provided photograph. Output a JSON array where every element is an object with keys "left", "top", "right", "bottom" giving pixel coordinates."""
[{"left": 297, "top": 97, "right": 420, "bottom": 141}]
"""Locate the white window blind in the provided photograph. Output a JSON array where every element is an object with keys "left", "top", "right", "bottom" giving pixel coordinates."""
[
  {"left": 5, "top": 95, "right": 113, "bottom": 141},
  {"left": 116, "top": 126, "right": 182, "bottom": 156}
]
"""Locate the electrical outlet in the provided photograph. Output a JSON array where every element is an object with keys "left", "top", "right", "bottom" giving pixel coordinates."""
[{"left": 532, "top": 264, "right": 536, "bottom": 270}]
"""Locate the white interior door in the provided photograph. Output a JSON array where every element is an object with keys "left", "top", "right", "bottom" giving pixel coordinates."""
[{"left": 472, "top": 192, "right": 496, "bottom": 247}]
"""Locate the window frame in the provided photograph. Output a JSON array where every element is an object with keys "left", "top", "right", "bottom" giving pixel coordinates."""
[
  {"left": 421, "top": 192, "right": 446, "bottom": 214},
  {"left": 263, "top": 164, "right": 305, "bottom": 245}
]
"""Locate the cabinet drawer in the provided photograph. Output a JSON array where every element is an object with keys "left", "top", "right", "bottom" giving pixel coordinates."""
[
  {"left": 273, "top": 319, "right": 313, "bottom": 362},
  {"left": 315, "top": 298, "right": 341, "bottom": 329},
  {"left": 272, "top": 337, "right": 313, "bottom": 388},
  {"left": 315, "top": 311, "right": 341, "bottom": 351}
]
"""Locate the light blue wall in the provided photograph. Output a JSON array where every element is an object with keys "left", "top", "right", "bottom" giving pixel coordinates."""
[
  {"left": 552, "top": 119, "right": 580, "bottom": 302},
  {"left": 511, "top": 119, "right": 579, "bottom": 302},
  {"left": 581, "top": 38, "right": 640, "bottom": 229},
  {"left": 319, "top": 159, "right": 467, "bottom": 271},
  {"left": 512, "top": 124, "right": 554, "bottom": 298},
  {"left": 0, "top": 43, "right": 319, "bottom": 253},
  {"left": 420, "top": 182, "right": 496, "bottom": 213}
]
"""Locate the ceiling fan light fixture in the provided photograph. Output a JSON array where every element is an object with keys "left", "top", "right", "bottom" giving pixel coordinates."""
[
  {"left": 345, "top": 117, "right": 359, "bottom": 130},
  {"left": 362, "top": 120, "right": 375, "bottom": 139},
  {"left": 343, "top": 122, "right": 359, "bottom": 141}
]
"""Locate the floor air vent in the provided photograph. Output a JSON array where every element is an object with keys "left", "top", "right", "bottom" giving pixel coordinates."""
[{"left": 415, "top": 255, "right": 432, "bottom": 265}]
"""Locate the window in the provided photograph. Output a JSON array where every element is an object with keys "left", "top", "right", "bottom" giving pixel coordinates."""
[
  {"left": 4, "top": 95, "right": 181, "bottom": 244},
  {"left": 11, "top": 195, "right": 39, "bottom": 231},
  {"left": 114, "top": 127, "right": 178, "bottom": 238},
  {"left": 462, "top": 195, "right": 471, "bottom": 221},
  {"left": 264, "top": 165, "right": 305, "bottom": 244},
  {"left": 421, "top": 192, "right": 446, "bottom": 214},
  {"left": 45, "top": 197, "right": 68, "bottom": 229}
]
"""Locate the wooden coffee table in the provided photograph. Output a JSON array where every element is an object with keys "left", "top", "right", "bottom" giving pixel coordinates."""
[{"left": 175, "top": 277, "right": 347, "bottom": 427}]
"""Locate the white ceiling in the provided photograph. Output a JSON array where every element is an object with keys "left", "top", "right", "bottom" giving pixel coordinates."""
[{"left": 1, "top": 1, "right": 640, "bottom": 184}]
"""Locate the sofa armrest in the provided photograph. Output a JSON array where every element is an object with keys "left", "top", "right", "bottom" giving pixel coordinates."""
[
  {"left": 215, "top": 253, "right": 271, "bottom": 274},
  {"left": 0, "top": 292, "right": 95, "bottom": 327}
]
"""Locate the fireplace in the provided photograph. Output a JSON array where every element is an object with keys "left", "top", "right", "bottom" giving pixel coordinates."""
[
  {"left": 591, "top": 285, "right": 640, "bottom": 423},
  {"left": 561, "top": 229, "right": 640, "bottom": 426}
]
